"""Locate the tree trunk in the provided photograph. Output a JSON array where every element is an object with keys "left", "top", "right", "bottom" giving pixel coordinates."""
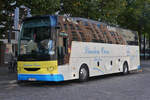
[
  {"left": 144, "top": 33, "right": 146, "bottom": 60},
  {"left": 138, "top": 29, "right": 142, "bottom": 56},
  {"left": 149, "top": 36, "right": 150, "bottom": 59},
  {"left": 149, "top": 36, "right": 150, "bottom": 49}
]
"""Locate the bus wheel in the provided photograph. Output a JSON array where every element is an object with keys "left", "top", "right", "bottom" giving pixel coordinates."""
[
  {"left": 79, "top": 65, "right": 89, "bottom": 82},
  {"left": 123, "top": 62, "right": 129, "bottom": 75}
]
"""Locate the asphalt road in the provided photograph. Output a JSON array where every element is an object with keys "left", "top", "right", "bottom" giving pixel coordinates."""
[{"left": 0, "top": 61, "right": 150, "bottom": 100}]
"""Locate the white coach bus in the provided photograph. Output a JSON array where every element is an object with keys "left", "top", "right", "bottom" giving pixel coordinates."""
[{"left": 17, "top": 15, "right": 140, "bottom": 82}]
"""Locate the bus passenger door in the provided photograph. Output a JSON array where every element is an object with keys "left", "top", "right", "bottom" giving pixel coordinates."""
[
  {"left": 57, "top": 33, "right": 71, "bottom": 79},
  {"left": 57, "top": 34, "right": 69, "bottom": 65}
]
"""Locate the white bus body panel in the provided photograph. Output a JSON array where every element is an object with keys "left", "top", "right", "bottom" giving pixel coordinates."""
[{"left": 58, "top": 41, "right": 140, "bottom": 81}]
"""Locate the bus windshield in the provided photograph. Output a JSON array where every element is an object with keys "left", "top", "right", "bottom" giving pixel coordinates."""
[{"left": 18, "top": 17, "right": 56, "bottom": 61}]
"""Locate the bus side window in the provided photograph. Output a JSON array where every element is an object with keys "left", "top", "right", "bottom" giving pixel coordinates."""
[{"left": 63, "top": 38, "right": 68, "bottom": 54}]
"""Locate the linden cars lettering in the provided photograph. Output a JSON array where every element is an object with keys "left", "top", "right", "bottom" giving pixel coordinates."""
[{"left": 85, "top": 46, "right": 109, "bottom": 54}]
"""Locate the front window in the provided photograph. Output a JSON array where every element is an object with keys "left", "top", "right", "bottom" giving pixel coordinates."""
[{"left": 18, "top": 17, "right": 56, "bottom": 61}]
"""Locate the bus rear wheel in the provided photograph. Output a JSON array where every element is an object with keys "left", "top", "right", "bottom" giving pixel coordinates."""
[
  {"left": 123, "top": 62, "right": 129, "bottom": 75},
  {"left": 79, "top": 65, "right": 89, "bottom": 82}
]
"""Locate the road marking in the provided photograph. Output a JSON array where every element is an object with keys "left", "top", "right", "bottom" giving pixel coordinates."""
[{"left": 9, "top": 80, "right": 17, "bottom": 84}]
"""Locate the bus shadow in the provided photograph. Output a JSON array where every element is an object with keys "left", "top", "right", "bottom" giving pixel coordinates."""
[
  {"left": 18, "top": 79, "right": 79, "bottom": 87},
  {"left": 89, "top": 72, "right": 138, "bottom": 81},
  {"left": 18, "top": 72, "right": 139, "bottom": 87}
]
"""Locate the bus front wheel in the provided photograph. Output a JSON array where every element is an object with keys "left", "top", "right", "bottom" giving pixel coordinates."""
[{"left": 79, "top": 65, "right": 89, "bottom": 82}]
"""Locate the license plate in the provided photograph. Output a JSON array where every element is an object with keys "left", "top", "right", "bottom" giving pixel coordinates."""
[{"left": 28, "top": 78, "right": 36, "bottom": 81}]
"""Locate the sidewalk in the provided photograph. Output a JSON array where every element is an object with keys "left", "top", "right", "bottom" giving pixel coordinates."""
[
  {"left": 140, "top": 60, "right": 150, "bottom": 65},
  {"left": 0, "top": 65, "right": 17, "bottom": 82}
]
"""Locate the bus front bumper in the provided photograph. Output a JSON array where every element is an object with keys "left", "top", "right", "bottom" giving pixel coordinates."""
[{"left": 18, "top": 74, "right": 64, "bottom": 82}]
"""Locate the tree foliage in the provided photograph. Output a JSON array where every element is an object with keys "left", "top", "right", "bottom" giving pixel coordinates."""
[
  {"left": 117, "top": 0, "right": 150, "bottom": 49},
  {"left": 0, "top": 0, "right": 150, "bottom": 43},
  {"left": 0, "top": 0, "right": 60, "bottom": 38},
  {"left": 0, "top": 0, "right": 17, "bottom": 39},
  {"left": 61, "top": 0, "right": 127, "bottom": 24},
  {"left": 118, "top": 0, "right": 150, "bottom": 32},
  {"left": 17, "top": 0, "right": 60, "bottom": 15}
]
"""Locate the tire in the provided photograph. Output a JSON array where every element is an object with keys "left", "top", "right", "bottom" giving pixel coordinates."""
[
  {"left": 79, "top": 65, "right": 89, "bottom": 82},
  {"left": 123, "top": 62, "right": 129, "bottom": 75}
]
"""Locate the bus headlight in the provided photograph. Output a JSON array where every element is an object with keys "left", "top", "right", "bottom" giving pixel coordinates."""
[{"left": 47, "top": 66, "right": 54, "bottom": 71}]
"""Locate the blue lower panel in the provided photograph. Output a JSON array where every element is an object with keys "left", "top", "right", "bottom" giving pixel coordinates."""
[
  {"left": 138, "top": 65, "right": 141, "bottom": 70},
  {"left": 18, "top": 74, "right": 64, "bottom": 82}
]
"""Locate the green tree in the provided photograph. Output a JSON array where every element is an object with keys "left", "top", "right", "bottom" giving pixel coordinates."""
[
  {"left": 117, "top": 0, "right": 150, "bottom": 50},
  {"left": 60, "top": 0, "right": 127, "bottom": 24},
  {"left": 0, "top": 0, "right": 60, "bottom": 39},
  {"left": 18, "top": 0, "right": 60, "bottom": 15},
  {"left": 60, "top": 0, "right": 100, "bottom": 19},
  {"left": 97, "top": 0, "right": 127, "bottom": 24},
  {"left": 0, "top": 0, "right": 17, "bottom": 39}
]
